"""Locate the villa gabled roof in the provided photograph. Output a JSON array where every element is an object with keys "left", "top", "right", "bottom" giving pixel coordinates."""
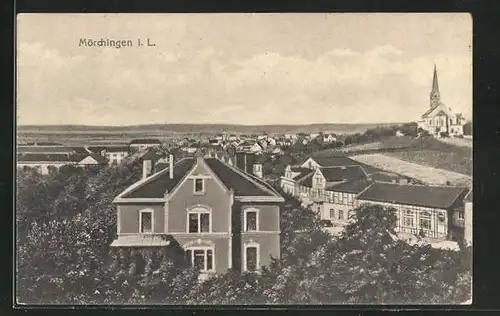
[
  {"left": 121, "top": 158, "right": 196, "bottom": 199},
  {"left": 116, "top": 157, "right": 283, "bottom": 201}
]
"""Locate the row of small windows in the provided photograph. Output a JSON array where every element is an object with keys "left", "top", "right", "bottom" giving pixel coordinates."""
[{"left": 138, "top": 208, "right": 259, "bottom": 234}]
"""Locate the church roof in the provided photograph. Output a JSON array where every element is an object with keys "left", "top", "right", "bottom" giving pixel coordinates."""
[{"left": 421, "top": 103, "right": 453, "bottom": 119}]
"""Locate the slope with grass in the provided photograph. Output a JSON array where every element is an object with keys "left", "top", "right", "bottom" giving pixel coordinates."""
[{"left": 314, "top": 136, "right": 472, "bottom": 176}]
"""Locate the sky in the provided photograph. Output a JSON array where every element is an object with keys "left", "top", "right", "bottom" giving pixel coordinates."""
[{"left": 16, "top": 13, "right": 472, "bottom": 126}]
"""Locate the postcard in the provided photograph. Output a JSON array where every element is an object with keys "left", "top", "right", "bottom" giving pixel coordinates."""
[{"left": 15, "top": 13, "right": 472, "bottom": 305}]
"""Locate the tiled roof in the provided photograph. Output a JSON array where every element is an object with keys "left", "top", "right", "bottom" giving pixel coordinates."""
[
  {"left": 421, "top": 105, "right": 440, "bottom": 118},
  {"left": 141, "top": 149, "right": 164, "bottom": 161},
  {"left": 120, "top": 157, "right": 279, "bottom": 199},
  {"left": 123, "top": 158, "right": 196, "bottom": 198},
  {"left": 290, "top": 167, "right": 313, "bottom": 180},
  {"left": 17, "top": 152, "right": 107, "bottom": 164},
  {"left": 320, "top": 165, "right": 367, "bottom": 182},
  {"left": 327, "top": 179, "right": 374, "bottom": 193},
  {"left": 87, "top": 153, "right": 108, "bottom": 164},
  {"left": 204, "top": 158, "right": 275, "bottom": 196},
  {"left": 357, "top": 182, "right": 469, "bottom": 209},
  {"left": 104, "top": 146, "right": 130, "bottom": 153},
  {"left": 17, "top": 146, "right": 76, "bottom": 154},
  {"left": 87, "top": 146, "right": 106, "bottom": 153},
  {"left": 17, "top": 153, "right": 77, "bottom": 162},
  {"left": 129, "top": 139, "right": 162, "bottom": 145},
  {"left": 297, "top": 173, "right": 314, "bottom": 187}
]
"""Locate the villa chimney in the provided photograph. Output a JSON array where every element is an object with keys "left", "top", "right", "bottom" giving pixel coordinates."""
[
  {"left": 169, "top": 153, "right": 174, "bottom": 179},
  {"left": 142, "top": 159, "right": 153, "bottom": 179}
]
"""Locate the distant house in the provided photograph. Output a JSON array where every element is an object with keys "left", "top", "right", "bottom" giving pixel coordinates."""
[
  {"left": 17, "top": 153, "right": 107, "bottom": 174},
  {"left": 208, "top": 139, "right": 222, "bottom": 147},
  {"left": 129, "top": 139, "right": 162, "bottom": 152},
  {"left": 309, "top": 133, "right": 320, "bottom": 140},
  {"left": 181, "top": 147, "right": 199, "bottom": 154},
  {"left": 357, "top": 182, "right": 469, "bottom": 240},
  {"left": 258, "top": 139, "right": 268, "bottom": 149},
  {"left": 101, "top": 146, "right": 130, "bottom": 165},
  {"left": 266, "top": 137, "right": 277, "bottom": 146},
  {"left": 249, "top": 142, "right": 263, "bottom": 154},
  {"left": 111, "top": 151, "right": 284, "bottom": 279},
  {"left": 281, "top": 154, "right": 471, "bottom": 246},
  {"left": 323, "top": 134, "right": 337, "bottom": 143}
]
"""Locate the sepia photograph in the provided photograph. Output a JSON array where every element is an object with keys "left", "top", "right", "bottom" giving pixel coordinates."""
[{"left": 15, "top": 13, "right": 472, "bottom": 305}]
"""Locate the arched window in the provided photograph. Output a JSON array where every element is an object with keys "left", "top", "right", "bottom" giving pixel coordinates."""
[{"left": 187, "top": 206, "right": 212, "bottom": 233}]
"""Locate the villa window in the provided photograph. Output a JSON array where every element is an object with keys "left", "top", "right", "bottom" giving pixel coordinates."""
[
  {"left": 420, "top": 211, "right": 432, "bottom": 230},
  {"left": 329, "top": 209, "right": 335, "bottom": 219},
  {"left": 403, "top": 210, "right": 415, "bottom": 228},
  {"left": 139, "top": 209, "right": 153, "bottom": 233},
  {"left": 244, "top": 209, "right": 259, "bottom": 232},
  {"left": 194, "top": 178, "right": 205, "bottom": 194},
  {"left": 188, "top": 210, "right": 211, "bottom": 233},
  {"left": 458, "top": 212, "right": 465, "bottom": 220},
  {"left": 244, "top": 243, "right": 260, "bottom": 272},
  {"left": 185, "top": 248, "right": 214, "bottom": 272}
]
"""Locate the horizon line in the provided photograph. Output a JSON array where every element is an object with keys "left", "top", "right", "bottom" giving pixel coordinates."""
[{"left": 17, "top": 122, "right": 409, "bottom": 128}]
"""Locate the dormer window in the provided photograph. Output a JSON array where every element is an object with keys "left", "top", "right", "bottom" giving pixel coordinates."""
[{"left": 194, "top": 178, "right": 205, "bottom": 194}]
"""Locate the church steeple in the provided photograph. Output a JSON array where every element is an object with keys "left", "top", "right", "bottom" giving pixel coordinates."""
[{"left": 430, "top": 64, "right": 441, "bottom": 108}]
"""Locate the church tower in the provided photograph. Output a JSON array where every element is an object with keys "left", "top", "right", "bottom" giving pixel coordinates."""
[{"left": 429, "top": 64, "right": 441, "bottom": 108}]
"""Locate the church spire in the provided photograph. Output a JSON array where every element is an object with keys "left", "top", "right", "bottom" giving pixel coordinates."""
[{"left": 430, "top": 64, "right": 441, "bottom": 108}]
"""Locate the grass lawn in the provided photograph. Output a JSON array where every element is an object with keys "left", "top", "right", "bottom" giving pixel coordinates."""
[
  {"left": 385, "top": 149, "right": 472, "bottom": 176},
  {"left": 314, "top": 136, "right": 472, "bottom": 176},
  {"left": 350, "top": 153, "right": 472, "bottom": 186}
]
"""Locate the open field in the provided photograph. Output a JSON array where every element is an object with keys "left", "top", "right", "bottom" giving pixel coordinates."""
[
  {"left": 315, "top": 136, "right": 472, "bottom": 176},
  {"left": 350, "top": 153, "right": 472, "bottom": 187},
  {"left": 385, "top": 149, "right": 472, "bottom": 176},
  {"left": 17, "top": 122, "right": 398, "bottom": 136},
  {"left": 16, "top": 132, "right": 179, "bottom": 146}
]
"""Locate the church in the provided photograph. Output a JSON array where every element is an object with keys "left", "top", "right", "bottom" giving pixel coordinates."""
[{"left": 417, "top": 65, "right": 467, "bottom": 137}]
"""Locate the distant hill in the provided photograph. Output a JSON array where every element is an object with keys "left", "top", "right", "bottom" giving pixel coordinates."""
[{"left": 17, "top": 123, "right": 402, "bottom": 135}]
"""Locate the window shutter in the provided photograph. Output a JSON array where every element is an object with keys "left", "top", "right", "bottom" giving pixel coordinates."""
[{"left": 185, "top": 249, "right": 192, "bottom": 266}]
